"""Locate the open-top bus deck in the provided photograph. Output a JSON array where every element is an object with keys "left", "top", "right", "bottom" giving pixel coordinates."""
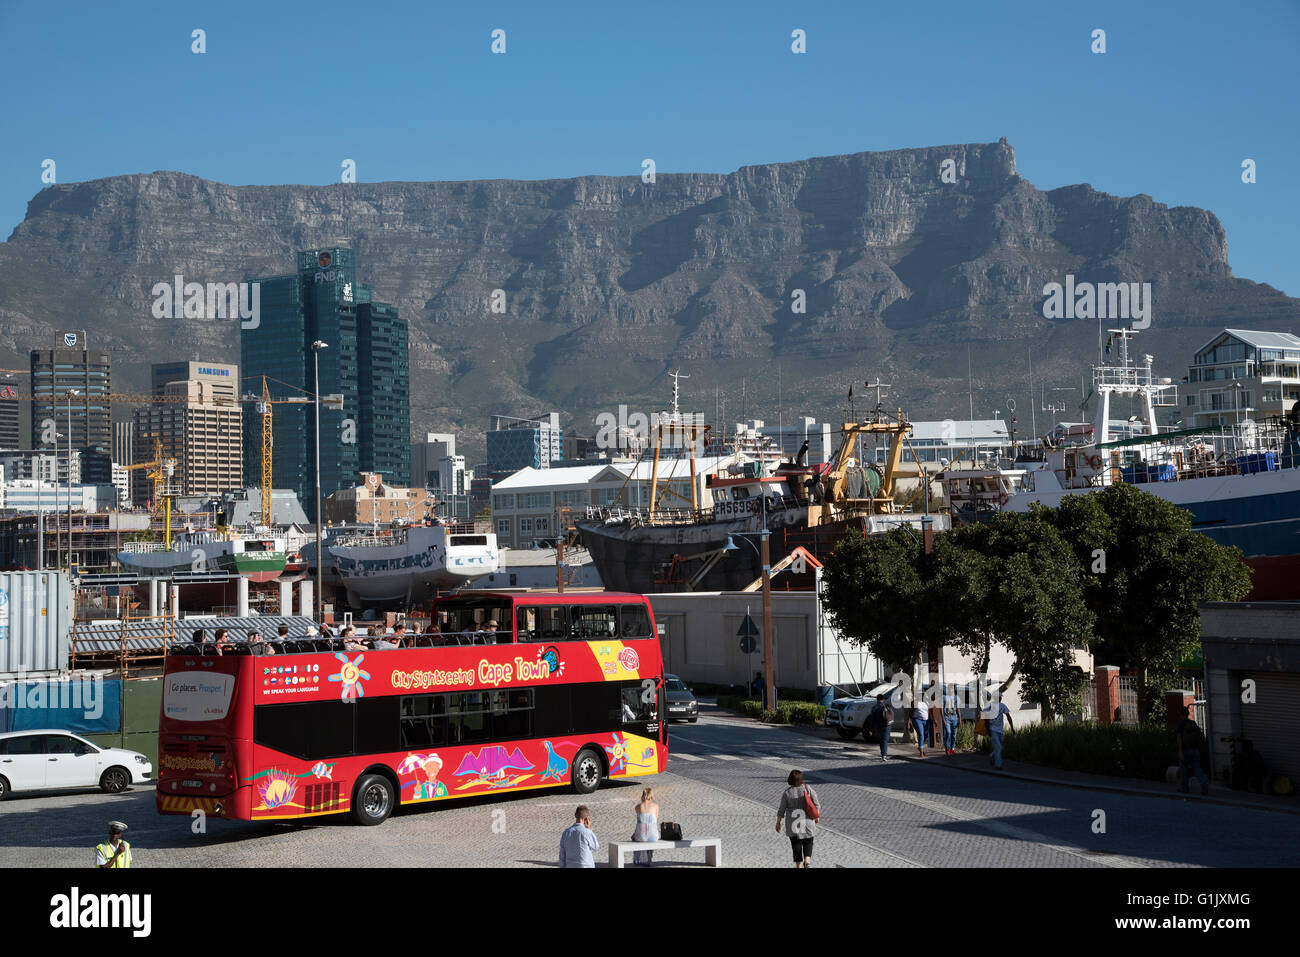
[{"left": 157, "top": 593, "right": 667, "bottom": 825}]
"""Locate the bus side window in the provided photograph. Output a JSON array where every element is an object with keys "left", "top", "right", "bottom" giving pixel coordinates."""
[
  {"left": 540, "top": 605, "right": 567, "bottom": 640},
  {"left": 571, "top": 605, "right": 617, "bottom": 640},
  {"left": 619, "top": 603, "right": 652, "bottom": 639},
  {"left": 519, "top": 607, "right": 539, "bottom": 642}
]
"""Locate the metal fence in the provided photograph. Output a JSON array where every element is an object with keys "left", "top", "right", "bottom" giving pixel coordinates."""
[
  {"left": 1067, "top": 675, "right": 1203, "bottom": 726},
  {"left": 1117, "top": 675, "right": 1140, "bottom": 725}
]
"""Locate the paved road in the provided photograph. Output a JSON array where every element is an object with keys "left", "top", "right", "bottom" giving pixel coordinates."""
[{"left": 1, "top": 710, "right": 1294, "bottom": 867}]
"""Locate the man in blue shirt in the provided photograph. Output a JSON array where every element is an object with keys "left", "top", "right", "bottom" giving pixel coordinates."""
[
  {"left": 559, "top": 805, "right": 600, "bottom": 868},
  {"left": 987, "top": 699, "right": 1014, "bottom": 769}
]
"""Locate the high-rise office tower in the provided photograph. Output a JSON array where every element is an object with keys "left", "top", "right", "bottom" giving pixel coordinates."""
[
  {"left": 240, "top": 248, "right": 409, "bottom": 519},
  {"left": 30, "top": 333, "right": 111, "bottom": 453},
  {"left": 132, "top": 361, "right": 242, "bottom": 504}
]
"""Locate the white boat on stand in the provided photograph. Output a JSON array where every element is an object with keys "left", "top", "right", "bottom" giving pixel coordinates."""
[{"left": 326, "top": 522, "right": 499, "bottom": 608}]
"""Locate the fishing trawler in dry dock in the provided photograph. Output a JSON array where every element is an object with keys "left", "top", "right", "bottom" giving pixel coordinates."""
[{"left": 577, "top": 384, "right": 947, "bottom": 593}]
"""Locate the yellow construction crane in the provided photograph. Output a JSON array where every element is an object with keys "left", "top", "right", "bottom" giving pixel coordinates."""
[
  {"left": 237, "top": 377, "right": 340, "bottom": 527},
  {"left": 119, "top": 439, "right": 178, "bottom": 545}
]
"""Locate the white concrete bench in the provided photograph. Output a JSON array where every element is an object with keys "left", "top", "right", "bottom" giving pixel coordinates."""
[{"left": 608, "top": 838, "right": 721, "bottom": 867}]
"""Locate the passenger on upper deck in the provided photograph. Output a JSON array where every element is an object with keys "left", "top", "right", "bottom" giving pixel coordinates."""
[
  {"left": 342, "top": 625, "right": 367, "bottom": 651},
  {"left": 390, "top": 623, "right": 408, "bottom": 648}
]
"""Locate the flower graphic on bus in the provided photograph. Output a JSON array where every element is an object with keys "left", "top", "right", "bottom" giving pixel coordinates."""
[
  {"left": 327, "top": 652, "right": 370, "bottom": 701},
  {"left": 257, "top": 769, "right": 299, "bottom": 811},
  {"left": 604, "top": 733, "right": 629, "bottom": 774}
]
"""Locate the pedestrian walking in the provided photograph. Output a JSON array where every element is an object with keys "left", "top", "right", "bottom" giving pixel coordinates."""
[
  {"left": 95, "top": 821, "right": 132, "bottom": 869},
  {"left": 632, "top": 787, "right": 659, "bottom": 866},
  {"left": 942, "top": 684, "right": 960, "bottom": 755},
  {"left": 912, "top": 685, "right": 931, "bottom": 757},
  {"left": 987, "top": 698, "right": 1014, "bottom": 769},
  {"left": 1175, "top": 705, "right": 1209, "bottom": 795},
  {"left": 559, "top": 805, "right": 599, "bottom": 868},
  {"left": 775, "top": 769, "right": 819, "bottom": 868},
  {"left": 869, "top": 693, "right": 894, "bottom": 760}
]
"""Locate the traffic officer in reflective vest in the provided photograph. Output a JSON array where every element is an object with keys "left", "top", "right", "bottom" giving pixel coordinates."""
[{"left": 95, "top": 821, "right": 132, "bottom": 868}]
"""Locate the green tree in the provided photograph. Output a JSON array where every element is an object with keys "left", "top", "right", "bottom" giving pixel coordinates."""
[
  {"left": 823, "top": 515, "right": 1093, "bottom": 721},
  {"left": 940, "top": 513, "right": 1094, "bottom": 720},
  {"left": 1040, "top": 484, "right": 1252, "bottom": 724},
  {"left": 822, "top": 527, "right": 931, "bottom": 673}
]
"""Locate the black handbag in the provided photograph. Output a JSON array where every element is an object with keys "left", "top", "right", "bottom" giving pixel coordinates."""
[{"left": 659, "top": 821, "right": 683, "bottom": 841}]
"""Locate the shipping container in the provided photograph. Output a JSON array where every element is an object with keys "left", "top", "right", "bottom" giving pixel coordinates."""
[{"left": 0, "top": 570, "right": 73, "bottom": 676}]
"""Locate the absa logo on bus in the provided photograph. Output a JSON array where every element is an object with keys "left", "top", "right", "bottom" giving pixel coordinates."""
[{"left": 617, "top": 647, "right": 640, "bottom": 672}]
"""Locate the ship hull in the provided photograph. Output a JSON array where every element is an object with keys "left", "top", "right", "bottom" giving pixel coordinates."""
[
  {"left": 328, "top": 526, "right": 499, "bottom": 609},
  {"left": 213, "top": 552, "right": 287, "bottom": 584},
  {"left": 1007, "top": 466, "right": 1300, "bottom": 598},
  {"left": 577, "top": 509, "right": 943, "bottom": 593}
]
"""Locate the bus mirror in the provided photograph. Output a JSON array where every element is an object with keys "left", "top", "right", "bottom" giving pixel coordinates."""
[{"left": 656, "top": 623, "right": 666, "bottom": 637}]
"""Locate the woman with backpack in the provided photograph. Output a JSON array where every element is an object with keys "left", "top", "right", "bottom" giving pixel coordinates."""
[{"left": 776, "top": 769, "right": 820, "bottom": 868}]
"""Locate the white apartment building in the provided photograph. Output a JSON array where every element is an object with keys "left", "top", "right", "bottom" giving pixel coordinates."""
[
  {"left": 732, "top": 417, "right": 833, "bottom": 464},
  {"left": 871, "top": 419, "right": 1013, "bottom": 467},
  {"left": 490, "top": 454, "right": 740, "bottom": 548},
  {"left": 1185, "top": 329, "right": 1300, "bottom": 428}
]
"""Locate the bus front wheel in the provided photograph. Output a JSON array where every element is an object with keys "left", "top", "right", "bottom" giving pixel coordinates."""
[
  {"left": 571, "top": 747, "right": 603, "bottom": 795},
  {"left": 352, "top": 773, "right": 395, "bottom": 826}
]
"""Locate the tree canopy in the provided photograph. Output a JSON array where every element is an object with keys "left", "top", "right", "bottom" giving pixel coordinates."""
[{"left": 823, "top": 484, "right": 1252, "bottom": 724}]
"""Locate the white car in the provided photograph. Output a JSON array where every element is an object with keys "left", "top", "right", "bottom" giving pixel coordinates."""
[
  {"left": 0, "top": 729, "right": 152, "bottom": 799},
  {"left": 824, "top": 683, "right": 900, "bottom": 740}
]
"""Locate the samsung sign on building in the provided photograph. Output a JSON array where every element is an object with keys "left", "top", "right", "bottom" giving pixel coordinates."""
[{"left": 197, "top": 367, "right": 230, "bottom": 377}]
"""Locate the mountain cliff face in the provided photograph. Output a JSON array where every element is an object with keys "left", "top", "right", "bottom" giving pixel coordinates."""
[{"left": 2, "top": 140, "right": 1296, "bottom": 460}]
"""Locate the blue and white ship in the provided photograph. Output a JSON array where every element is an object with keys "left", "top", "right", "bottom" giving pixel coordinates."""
[{"left": 1001, "top": 328, "right": 1300, "bottom": 598}]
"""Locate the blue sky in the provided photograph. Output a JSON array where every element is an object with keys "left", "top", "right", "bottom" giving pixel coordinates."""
[{"left": 2, "top": 0, "right": 1296, "bottom": 294}]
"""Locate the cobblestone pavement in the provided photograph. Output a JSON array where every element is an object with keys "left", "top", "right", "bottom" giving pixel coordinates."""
[{"left": 2, "top": 710, "right": 1295, "bottom": 867}]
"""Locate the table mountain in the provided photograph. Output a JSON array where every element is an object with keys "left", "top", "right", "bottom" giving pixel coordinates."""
[{"left": 2, "top": 139, "right": 1296, "bottom": 462}]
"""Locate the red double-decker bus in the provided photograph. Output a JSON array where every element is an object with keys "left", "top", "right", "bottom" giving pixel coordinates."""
[{"left": 156, "top": 592, "right": 667, "bottom": 825}]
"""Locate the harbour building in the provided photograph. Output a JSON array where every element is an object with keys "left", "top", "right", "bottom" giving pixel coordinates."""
[
  {"left": 1185, "top": 329, "right": 1300, "bottom": 429},
  {"left": 486, "top": 413, "right": 562, "bottom": 473},
  {"left": 240, "top": 248, "right": 409, "bottom": 520}
]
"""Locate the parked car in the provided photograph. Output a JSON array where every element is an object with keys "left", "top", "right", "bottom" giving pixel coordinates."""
[
  {"left": 664, "top": 674, "right": 699, "bottom": 722},
  {"left": 824, "top": 683, "right": 899, "bottom": 741},
  {"left": 0, "top": 730, "right": 152, "bottom": 800}
]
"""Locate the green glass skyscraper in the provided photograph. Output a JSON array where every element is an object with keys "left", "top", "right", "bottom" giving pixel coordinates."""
[{"left": 241, "top": 248, "right": 409, "bottom": 519}]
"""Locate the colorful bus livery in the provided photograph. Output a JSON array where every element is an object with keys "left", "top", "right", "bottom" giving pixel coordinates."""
[{"left": 157, "top": 593, "right": 667, "bottom": 825}]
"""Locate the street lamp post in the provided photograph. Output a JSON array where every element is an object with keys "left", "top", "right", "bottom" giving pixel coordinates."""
[
  {"left": 66, "top": 390, "right": 80, "bottom": 572},
  {"left": 312, "top": 340, "right": 327, "bottom": 623},
  {"left": 36, "top": 455, "right": 43, "bottom": 569},
  {"left": 760, "top": 484, "right": 775, "bottom": 711}
]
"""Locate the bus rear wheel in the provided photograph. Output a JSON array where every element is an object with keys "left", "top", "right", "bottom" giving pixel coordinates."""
[
  {"left": 571, "top": 747, "right": 603, "bottom": 795},
  {"left": 352, "top": 773, "right": 395, "bottom": 826}
]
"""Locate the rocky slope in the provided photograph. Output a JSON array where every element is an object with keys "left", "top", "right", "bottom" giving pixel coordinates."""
[{"left": 2, "top": 139, "right": 1296, "bottom": 460}]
